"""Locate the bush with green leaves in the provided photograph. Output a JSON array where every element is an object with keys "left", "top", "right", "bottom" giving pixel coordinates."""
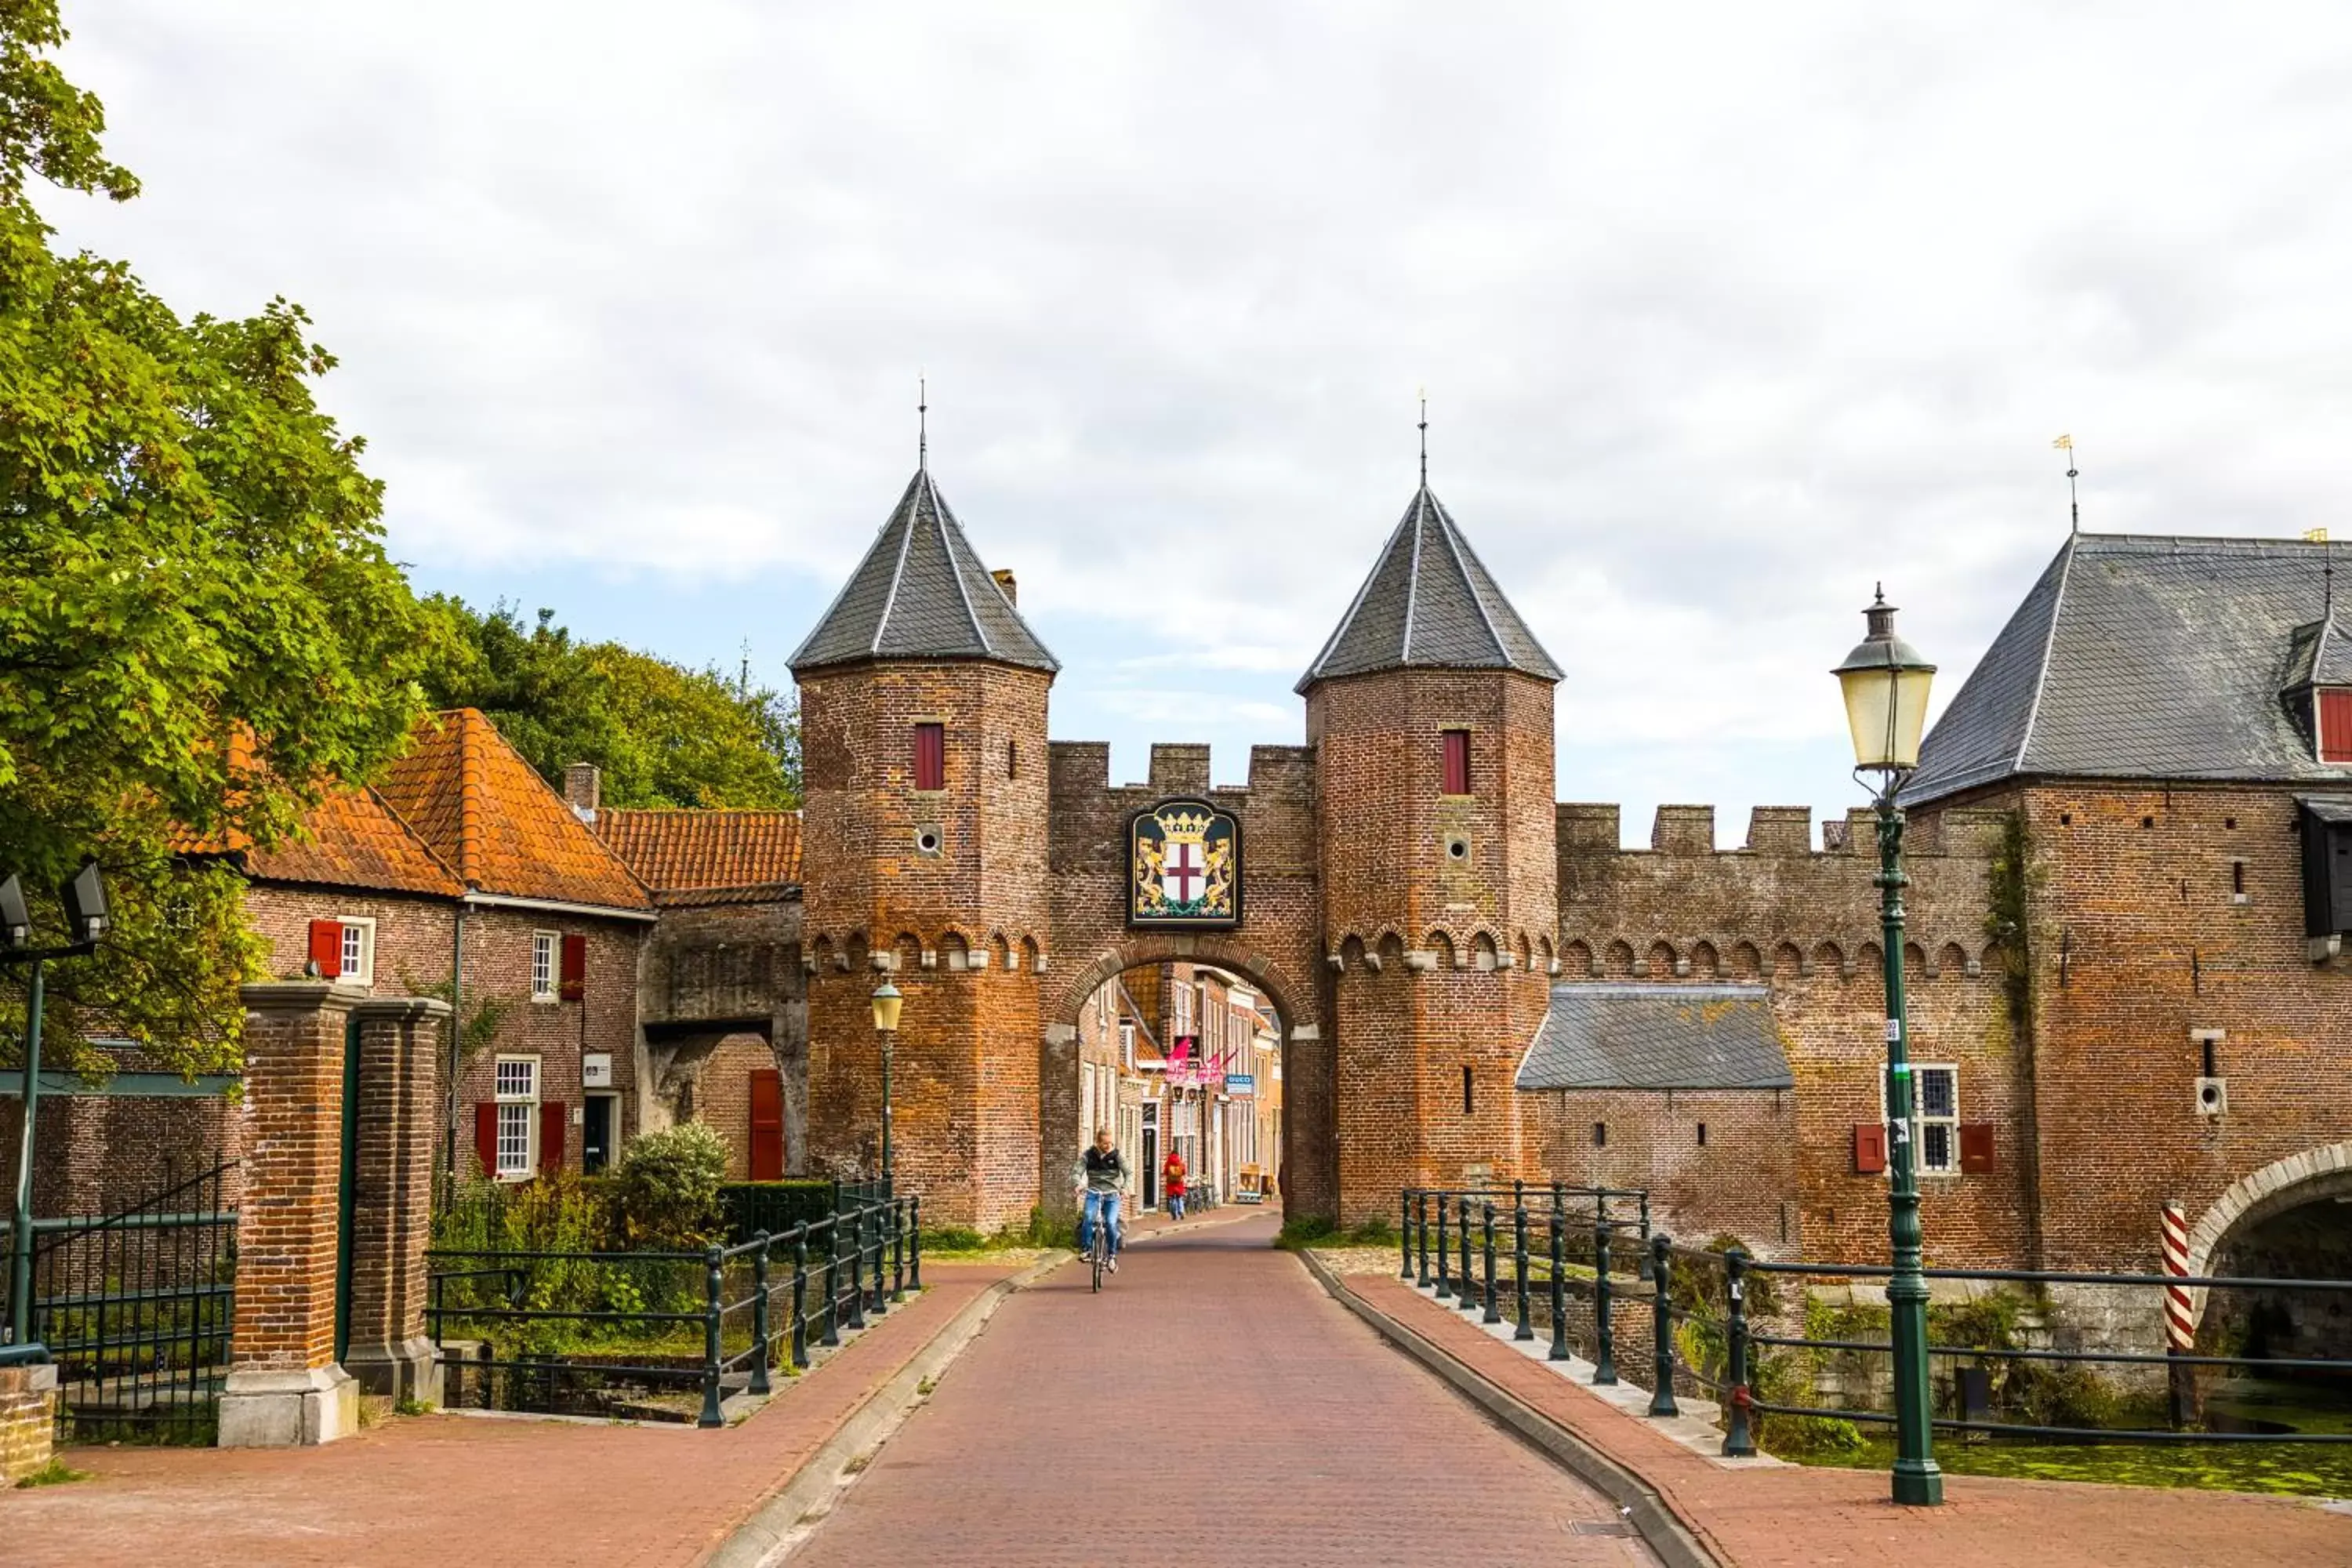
[{"left": 608, "top": 1122, "right": 731, "bottom": 1250}]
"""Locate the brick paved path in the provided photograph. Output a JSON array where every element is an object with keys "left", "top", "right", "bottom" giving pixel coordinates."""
[
  {"left": 0, "top": 1261, "right": 1025, "bottom": 1568},
  {"left": 789, "top": 1213, "right": 1647, "bottom": 1566},
  {"left": 1341, "top": 1270, "right": 2352, "bottom": 1568}
]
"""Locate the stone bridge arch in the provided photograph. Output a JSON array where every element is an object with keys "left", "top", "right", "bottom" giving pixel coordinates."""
[{"left": 2184, "top": 1141, "right": 2352, "bottom": 1300}]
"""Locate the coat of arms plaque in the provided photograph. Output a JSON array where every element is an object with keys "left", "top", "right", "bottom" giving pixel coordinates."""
[{"left": 1128, "top": 799, "right": 1241, "bottom": 927}]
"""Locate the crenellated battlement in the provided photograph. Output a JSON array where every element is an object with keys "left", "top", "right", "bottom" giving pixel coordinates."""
[
  {"left": 1556, "top": 801, "right": 2009, "bottom": 860},
  {"left": 1047, "top": 739, "right": 1316, "bottom": 800}
]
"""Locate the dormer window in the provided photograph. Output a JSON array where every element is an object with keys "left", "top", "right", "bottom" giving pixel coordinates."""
[{"left": 2322, "top": 690, "right": 2352, "bottom": 764}]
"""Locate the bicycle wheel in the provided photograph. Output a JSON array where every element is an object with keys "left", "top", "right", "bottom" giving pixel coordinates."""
[{"left": 1091, "top": 1231, "right": 1105, "bottom": 1292}]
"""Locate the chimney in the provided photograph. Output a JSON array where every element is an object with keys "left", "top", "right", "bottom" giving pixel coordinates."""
[
  {"left": 563, "top": 763, "right": 601, "bottom": 821},
  {"left": 990, "top": 568, "right": 1018, "bottom": 606}
]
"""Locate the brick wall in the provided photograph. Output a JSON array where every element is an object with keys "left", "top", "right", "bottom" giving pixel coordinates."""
[
  {"left": 1530, "top": 1087, "right": 1798, "bottom": 1255},
  {"left": 800, "top": 662, "right": 1052, "bottom": 1229},
  {"left": 0, "top": 1363, "right": 56, "bottom": 1483},
  {"left": 1311, "top": 668, "right": 1558, "bottom": 1223}
]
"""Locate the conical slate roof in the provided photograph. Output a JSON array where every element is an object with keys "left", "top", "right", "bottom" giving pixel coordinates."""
[
  {"left": 789, "top": 469, "right": 1059, "bottom": 677},
  {"left": 1298, "top": 485, "right": 1561, "bottom": 692}
]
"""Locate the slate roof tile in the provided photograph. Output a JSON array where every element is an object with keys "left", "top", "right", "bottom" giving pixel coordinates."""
[
  {"left": 1515, "top": 982, "right": 1793, "bottom": 1091},
  {"left": 1300, "top": 486, "right": 1561, "bottom": 691},
  {"left": 791, "top": 469, "right": 1058, "bottom": 675},
  {"left": 1907, "top": 533, "right": 2352, "bottom": 805}
]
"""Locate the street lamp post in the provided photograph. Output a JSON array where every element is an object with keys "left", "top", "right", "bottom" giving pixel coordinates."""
[
  {"left": 1833, "top": 588, "right": 1944, "bottom": 1508},
  {"left": 869, "top": 980, "right": 902, "bottom": 1192},
  {"left": 4, "top": 862, "right": 111, "bottom": 1352}
]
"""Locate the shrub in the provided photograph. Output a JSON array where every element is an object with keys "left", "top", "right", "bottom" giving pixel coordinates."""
[{"left": 608, "top": 1123, "right": 731, "bottom": 1250}]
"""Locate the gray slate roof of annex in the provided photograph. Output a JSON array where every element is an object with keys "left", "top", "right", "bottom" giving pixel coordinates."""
[
  {"left": 1298, "top": 486, "right": 1563, "bottom": 692},
  {"left": 1515, "top": 982, "right": 1794, "bottom": 1092},
  {"left": 789, "top": 469, "right": 1059, "bottom": 676},
  {"left": 1904, "top": 532, "right": 2352, "bottom": 807}
]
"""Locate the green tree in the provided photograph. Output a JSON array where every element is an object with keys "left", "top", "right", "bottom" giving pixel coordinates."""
[
  {"left": 0, "top": 2, "right": 439, "bottom": 1072},
  {"left": 424, "top": 597, "right": 800, "bottom": 809}
]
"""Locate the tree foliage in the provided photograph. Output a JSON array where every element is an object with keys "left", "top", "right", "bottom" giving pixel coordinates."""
[
  {"left": 0, "top": 2, "right": 438, "bottom": 1071},
  {"left": 424, "top": 598, "right": 800, "bottom": 809}
]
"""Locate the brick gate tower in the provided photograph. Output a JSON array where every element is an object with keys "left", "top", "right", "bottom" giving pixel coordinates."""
[
  {"left": 791, "top": 464, "right": 1058, "bottom": 1228},
  {"left": 1301, "top": 481, "right": 1563, "bottom": 1219}
]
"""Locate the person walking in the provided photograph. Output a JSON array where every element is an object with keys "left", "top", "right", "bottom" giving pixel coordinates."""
[{"left": 1163, "top": 1148, "right": 1189, "bottom": 1222}]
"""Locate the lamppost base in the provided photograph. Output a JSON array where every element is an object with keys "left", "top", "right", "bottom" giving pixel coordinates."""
[{"left": 1891, "top": 1459, "right": 1944, "bottom": 1507}]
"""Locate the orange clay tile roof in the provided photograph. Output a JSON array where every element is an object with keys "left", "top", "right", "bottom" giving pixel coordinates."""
[
  {"left": 178, "top": 786, "right": 466, "bottom": 898},
  {"left": 596, "top": 809, "right": 801, "bottom": 893},
  {"left": 376, "top": 710, "right": 652, "bottom": 910}
]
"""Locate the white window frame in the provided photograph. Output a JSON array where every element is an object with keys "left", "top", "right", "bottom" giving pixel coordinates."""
[
  {"left": 531, "top": 930, "right": 558, "bottom": 1003},
  {"left": 1882, "top": 1062, "right": 1960, "bottom": 1176},
  {"left": 333, "top": 916, "right": 376, "bottom": 988},
  {"left": 495, "top": 1054, "right": 541, "bottom": 1181}
]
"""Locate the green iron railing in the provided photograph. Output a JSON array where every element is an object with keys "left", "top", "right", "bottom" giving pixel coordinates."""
[{"left": 428, "top": 1190, "right": 919, "bottom": 1427}]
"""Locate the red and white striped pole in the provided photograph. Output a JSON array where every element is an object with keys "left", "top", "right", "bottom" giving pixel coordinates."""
[{"left": 2161, "top": 1201, "right": 2194, "bottom": 1426}]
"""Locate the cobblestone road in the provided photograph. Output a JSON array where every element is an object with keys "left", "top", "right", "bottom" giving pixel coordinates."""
[{"left": 789, "top": 1213, "right": 1648, "bottom": 1566}]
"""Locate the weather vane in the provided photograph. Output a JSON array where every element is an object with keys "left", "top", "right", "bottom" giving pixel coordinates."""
[
  {"left": 918, "top": 373, "right": 928, "bottom": 473},
  {"left": 2053, "top": 434, "right": 2079, "bottom": 535},
  {"left": 1418, "top": 387, "right": 1428, "bottom": 487}
]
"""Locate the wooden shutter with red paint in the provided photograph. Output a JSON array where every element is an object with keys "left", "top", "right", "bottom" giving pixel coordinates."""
[
  {"left": 914, "top": 723, "right": 945, "bottom": 791},
  {"left": 307, "top": 920, "right": 343, "bottom": 979},
  {"left": 2323, "top": 690, "right": 2352, "bottom": 763},
  {"left": 1853, "top": 1123, "right": 1888, "bottom": 1174},
  {"left": 1958, "top": 1123, "right": 1997, "bottom": 1174},
  {"left": 539, "top": 1102, "right": 566, "bottom": 1175},
  {"left": 1442, "top": 730, "right": 1471, "bottom": 796},
  {"left": 749, "top": 1069, "right": 784, "bottom": 1181},
  {"left": 559, "top": 934, "right": 586, "bottom": 1001},
  {"left": 475, "top": 1102, "right": 499, "bottom": 1179}
]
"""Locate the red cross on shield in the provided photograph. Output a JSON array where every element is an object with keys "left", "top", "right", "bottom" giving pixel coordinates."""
[{"left": 1162, "top": 841, "right": 1205, "bottom": 905}]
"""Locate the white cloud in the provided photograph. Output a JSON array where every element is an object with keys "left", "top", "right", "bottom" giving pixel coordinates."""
[{"left": 39, "top": 1, "right": 2352, "bottom": 833}]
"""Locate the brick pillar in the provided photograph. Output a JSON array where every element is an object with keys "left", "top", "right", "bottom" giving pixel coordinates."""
[
  {"left": 342, "top": 997, "right": 448, "bottom": 1404},
  {"left": 219, "top": 981, "right": 363, "bottom": 1447},
  {"left": 0, "top": 1359, "right": 57, "bottom": 1481}
]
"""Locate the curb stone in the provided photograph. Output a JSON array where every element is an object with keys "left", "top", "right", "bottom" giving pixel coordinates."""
[
  {"left": 702, "top": 1253, "right": 1065, "bottom": 1567},
  {"left": 1297, "top": 1248, "right": 1726, "bottom": 1568}
]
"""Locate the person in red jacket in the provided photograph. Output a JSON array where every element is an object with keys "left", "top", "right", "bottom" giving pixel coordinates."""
[{"left": 1163, "top": 1149, "right": 1189, "bottom": 1221}]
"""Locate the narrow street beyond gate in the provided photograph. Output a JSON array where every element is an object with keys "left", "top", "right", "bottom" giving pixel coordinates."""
[{"left": 787, "top": 1213, "right": 1649, "bottom": 1566}]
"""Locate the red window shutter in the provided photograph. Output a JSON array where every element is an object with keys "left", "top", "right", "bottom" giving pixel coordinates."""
[
  {"left": 914, "top": 723, "right": 945, "bottom": 791},
  {"left": 1853, "top": 1123, "right": 1888, "bottom": 1174},
  {"left": 1958, "top": 1123, "right": 1997, "bottom": 1174},
  {"left": 539, "top": 1101, "right": 566, "bottom": 1176},
  {"left": 1442, "top": 730, "right": 1470, "bottom": 796},
  {"left": 559, "top": 933, "right": 587, "bottom": 1001},
  {"left": 2323, "top": 690, "right": 2352, "bottom": 763},
  {"left": 474, "top": 1102, "right": 499, "bottom": 1180},
  {"left": 748, "top": 1069, "right": 784, "bottom": 1181},
  {"left": 307, "top": 920, "right": 343, "bottom": 979}
]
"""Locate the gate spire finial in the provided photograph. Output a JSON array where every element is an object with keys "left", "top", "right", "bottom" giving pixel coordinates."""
[
  {"left": 918, "top": 373, "right": 928, "bottom": 474},
  {"left": 1418, "top": 387, "right": 1428, "bottom": 488}
]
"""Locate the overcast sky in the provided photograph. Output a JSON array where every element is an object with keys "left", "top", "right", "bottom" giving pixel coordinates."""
[{"left": 42, "top": 4, "right": 2352, "bottom": 843}]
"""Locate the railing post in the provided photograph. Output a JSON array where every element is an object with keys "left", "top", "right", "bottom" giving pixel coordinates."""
[
  {"left": 1481, "top": 1201, "right": 1501, "bottom": 1324},
  {"left": 1417, "top": 1192, "right": 1432, "bottom": 1287},
  {"left": 1435, "top": 1196, "right": 1453, "bottom": 1299},
  {"left": 1458, "top": 1196, "right": 1475, "bottom": 1312},
  {"left": 821, "top": 1221, "right": 842, "bottom": 1348},
  {"left": 750, "top": 1232, "right": 773, "bottom": 1396},
  {"left": 846, "top": 1207, "right": 867, "bottom": 1330},
  {"left": 867, "top": 1203, "right": 889, "bottom": 1317},
  {"left": 1548, "top": 1203, "right": 1569, "bottom": 1362},
  {"left": 891, "top": 1199, "right": 906, "bottom": 1301},
  {"left": 1647, "top": 1233, "right": 1679, "bottom": 1417},
  {"left": 1592, "top": 1214, "right": 1617, "bottom": 1385},
  {"left": 1722, "top": 1249, "right": 1755, "bottom": 1457},
  {"left": 909, "top": 1196, "right": 924, "bottom": 1290},
  {"left": 699, "top": 1243, "right": 725, "bottom": 1428},
  {"left": 1512, "top": 1195, "right": 1533, "bottom": 1341},
  {"left": 1400, "top": 1189, "right": 1414, "bottom": 1279},
  {"left": 790, "top": 1225, "right": 809, "bottom": 1369}
]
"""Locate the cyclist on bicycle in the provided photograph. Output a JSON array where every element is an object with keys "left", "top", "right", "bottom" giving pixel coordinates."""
[{"left": 1074, "top": 1127, "right": 1127, "bottom": 1272}]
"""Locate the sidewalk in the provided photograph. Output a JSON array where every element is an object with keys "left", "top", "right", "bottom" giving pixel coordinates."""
[
  {"left": 0, "top": 1259, "right": 1025, "bottom": 1568},
  {"left": 1327, "top": 1264, "right": 2352, "bottom": 1568}
]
